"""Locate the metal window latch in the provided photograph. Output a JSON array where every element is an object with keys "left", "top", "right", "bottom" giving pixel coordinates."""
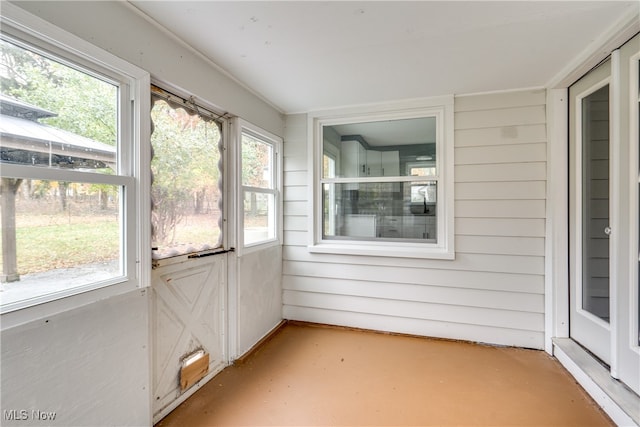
[{"left": 604, "top": 226, "right": 612, "bottom": 236}]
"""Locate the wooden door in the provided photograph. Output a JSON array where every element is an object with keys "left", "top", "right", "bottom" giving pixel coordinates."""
[{"left": 151, "top": 255, "right": 227, "bottom": 421}]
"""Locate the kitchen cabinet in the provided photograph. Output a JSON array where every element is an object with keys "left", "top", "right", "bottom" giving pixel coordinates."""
[
  {"left": 381, "top": 151, "right": 399, "bottom": 176},
  {"left": 343, "top": 214, "right": 377, "bottom": 237},
  {"left": 366, "top": 150, "right": 382, "bottom": 176},
  {"left": 378, "top": 216, "right": 402, "bottom": 238},
  {"left": 342, "top": 141, "right": 400, "bottom": 178},
  {"left": 341, "top": 140, "right": 366, "bottom": 177},
  {"left": 377, "top": 215, "right": 436, "bottom": 240},
  {"left": 402, "top": 215, "right": 431, "bottom": 239}
]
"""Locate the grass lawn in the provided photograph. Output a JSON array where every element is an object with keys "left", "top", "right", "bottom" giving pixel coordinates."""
[
  {"left": 4, "top": 219, "right": 119, "bottom": 275},
  {"left": 2, "top": 213, "right": 224, "bottom": 275}
]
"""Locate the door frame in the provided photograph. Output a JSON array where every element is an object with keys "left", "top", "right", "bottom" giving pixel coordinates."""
[
  {"left": 545, "top": 15, "right": 640, "bottom": 426},
  {"left": 613, "top": 35, "right": 640, "bottom": 395},
  {"left": 568, "top": 60, "right": 613, "bottom": 365},
  {"left": 564, "top": 37, "right": 640, "bottom": 390}
]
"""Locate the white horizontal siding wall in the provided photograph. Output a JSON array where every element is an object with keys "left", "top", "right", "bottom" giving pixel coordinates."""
[{"left": 283, "top": 89, "right": 547, "bottom": 349}]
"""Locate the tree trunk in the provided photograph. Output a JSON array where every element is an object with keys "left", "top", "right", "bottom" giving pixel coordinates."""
[
  {"left": 59, "top": 181, "right": 68, "bottom": 211},
  {"left": 1, "top": 177, "right": 23, "bottom": 282},
  {"left": 100, "top": 189, "right": 108, "bottom": 210}
]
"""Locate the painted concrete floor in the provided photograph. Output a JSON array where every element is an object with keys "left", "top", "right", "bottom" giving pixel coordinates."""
[{"left": 157, "top": 322, "right": 613, "bottom": 426}]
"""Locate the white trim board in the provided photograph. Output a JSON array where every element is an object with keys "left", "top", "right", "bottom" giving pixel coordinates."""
[
  {"left": 546, "top": 7, "right": 640, "bottom": 89},
  {"left": 553, "top": 338, "right": 639, "bottom": 426},
  {"left": 544, "top": 89, "right": 569, "bottom": 354}
]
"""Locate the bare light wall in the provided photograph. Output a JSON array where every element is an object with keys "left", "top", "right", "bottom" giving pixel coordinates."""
[
  {"left": 1, "top": 290, "right": 150, "bottom": 426},
  {"left": 283, "top": 89, "right": 547, "bottom": 349},
  {"left": 237, "top": 245, "right": 284, "bottom": 356}
]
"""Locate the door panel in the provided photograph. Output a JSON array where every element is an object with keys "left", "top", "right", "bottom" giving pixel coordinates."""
[
  {"left": 152, "top": 256, "right": 227, "bottom": 419},
  {"left": 569, "top": 59, "right": 611, "bottom": 364},
  {"left": 615, "top": 34, "right": 640, "bottom": 395}
]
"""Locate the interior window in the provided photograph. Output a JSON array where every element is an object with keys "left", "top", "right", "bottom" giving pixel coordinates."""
[
  {"left": 150, "top": 88, "right": 223, "bottom": 260},
  {"left": 310, "top": 99, "right": 454, "bottom": 259},
  {"left": 321, "top": 117, "right": 439, "bottom": 242}
]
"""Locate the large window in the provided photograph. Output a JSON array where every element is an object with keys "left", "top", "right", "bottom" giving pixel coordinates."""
[
  {"left": 309, "top": 98, "right": 454, "bottom": 259},
  {"left": 0, "top": 13, "right": 148, "bottom": 312},
  {"left": 150, "top": 87, "right": 224, "bottom": 261},
  {"left": 238, "top": 120, "right": 281, "bottom": 252}
]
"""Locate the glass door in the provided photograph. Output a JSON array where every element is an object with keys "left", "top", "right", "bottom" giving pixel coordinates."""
[
  {"left": 569, "top": 59, "right": 611, "bottom": 364},
  {"left": 569, "top": 34, "right": 640, "bottom": 396}
]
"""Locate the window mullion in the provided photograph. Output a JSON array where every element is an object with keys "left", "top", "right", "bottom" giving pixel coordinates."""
[
  {"left": 321, "top": 176, "right": 440, "bottom": 185},
  {"left": 0, "top": 164, "right": 132, "bottom": 185},
  {"left": 242, "top": 185, "right": 276, "bottom": 193}
]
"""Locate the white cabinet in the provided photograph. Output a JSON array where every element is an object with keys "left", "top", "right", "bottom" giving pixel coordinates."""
[
  {"left": 366, "top": 150, "right": 382, "bottom": 176},
  {"left": 368, "top": 150, "right": 399, "bottom": 176},
  {"left": 377, "top": 215, "right": 436, "bottom": 240},
  {"left": 343, "top": 214, "right": 377, "bottom": 237},
  {"left": 341, "top": 141, "right": 400, "bottom": 178},
  {"left": 381, "top": 151, "right": 399, "bottom": 176},
  {"left": 379, "top": 216, "right": 402, "bottom": 238},
  {"left": 402, "top": 216, "right": 428, "bottom": 239},
  {"left": 341, "top": 140, "right": 366, "bottom": 177}
]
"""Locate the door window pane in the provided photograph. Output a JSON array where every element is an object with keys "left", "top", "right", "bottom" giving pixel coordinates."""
[
  {"left": 150, "top": 97, "right": 223, "bottom": 259},
  {"left": 581, "top": 85, "right": 610, "bottom": 322}
]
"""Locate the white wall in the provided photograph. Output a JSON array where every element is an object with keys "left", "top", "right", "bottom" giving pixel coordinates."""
[
  {"left": 2, "top": 3, "right": 286, "bottom": 426},
  {"left": 1, "top": 290, "right": 150, "bottom": 426},
  {"left": 237, "top": 245, "right": 283, "bottom": 356},
  {"left": 283, "top": 89, "right": 547, "bottom": 349}
]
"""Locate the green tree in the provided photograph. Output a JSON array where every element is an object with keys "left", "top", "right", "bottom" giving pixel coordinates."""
[
  {"left": 150, "top": 99, "right": 222, "bottom": 245},
  {"left": 1, "top": 39, "right": 117, "bottom": 145},
  {"left": 242, "top": 134, "right": 271, "bottom": 188},
  {"left": 1, "top": 39, "right": 119, "bottom": 212}
]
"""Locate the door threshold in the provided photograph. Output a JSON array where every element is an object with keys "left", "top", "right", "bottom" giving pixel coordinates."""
[{"left": 553, "top": 338, "right": 639, "bottom": 426}]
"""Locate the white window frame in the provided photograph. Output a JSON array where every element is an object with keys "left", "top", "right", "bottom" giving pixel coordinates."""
[
  {"left": 0, "top": 4, "right": 150, "bottom": 320},
  {"left": 632, "top": 52, "right": 640, "bottom": 347},
  {"left": 308, "top": 96, "right": 455, "bottom": 259},
  {"left": 236, "top": 119, "right": 282, "bottom": 255}
]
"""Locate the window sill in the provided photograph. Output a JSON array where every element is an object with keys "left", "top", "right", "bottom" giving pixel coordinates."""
[
  {"left": 239, "top": 238, "right": 282, "bottom": 257},
  {"left": 0, "top": 278, "right": 139, "bottom": 330},
  {"left": 308, "top": 241, "right": 455, "bottom": 260}
]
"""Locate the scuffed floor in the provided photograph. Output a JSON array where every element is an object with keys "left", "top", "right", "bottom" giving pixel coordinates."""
[{"left": 156, "top": 322, "right": 613, "bottom": 426}]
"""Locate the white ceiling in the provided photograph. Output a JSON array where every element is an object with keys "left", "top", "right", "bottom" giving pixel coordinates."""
[{"left": 129, "top": 1, "right": 636, "bottom": 114}]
